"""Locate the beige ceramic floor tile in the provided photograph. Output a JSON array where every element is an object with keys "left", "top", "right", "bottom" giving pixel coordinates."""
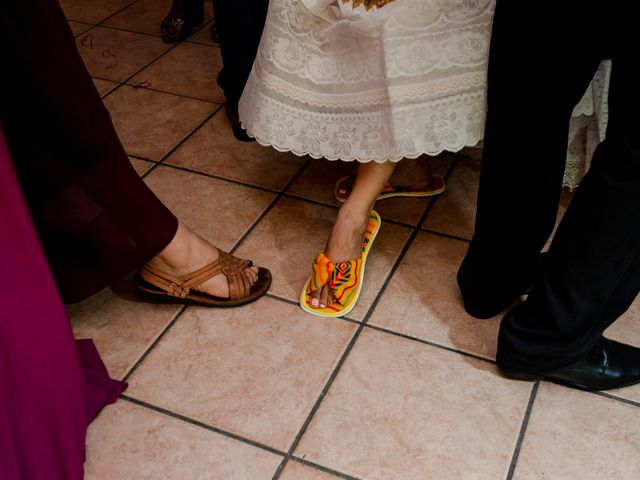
[
  {"left": 130, "top": 42, "right": 224, "bottom": 102},
  {"left": 189, "top": 20, "right": 216, "bottom": 45},
  {"left": 68, "top": 20, "right": 92, "bottom": 36},
  {"left": 370, "top": 231, "right": 501, "bottom": 359},
  {"left": 104, "top": 0, "right": 212, "bottom": 36},
  {"left": 103, "top": 85, "right": 215, "bottom": 159},
  {"left": 513, "top": 383, "right": 640, "bottom": 480},
  {"left": 76, "top": 27, "right": 170, "bottom": 82},
  {"left": 285, "top": 156, "right": 354, "bottom": 205},
  {"left": 86, "top": 401, "right": 281, "bottom": 480},
  {"left": 127, "top": 298, "right": 357, "bottom": 451},
  {"left": 68, "top": 276, "right": 181, "bottom": 379},
  {"left": 423, "top": 155, "right": 480, "bottom": 240},
  {"left": 295, "top": 329, "right": 532, "bottom": 480},
  {"left": 103, "top": 0, "right": 171, "bottom": 35},
  {"left": 288, "top": 154, "right": 453, "bottom": 226},
  {"left": 280, "top": 461, "right": 342, "bottom": 480},
  {"left": 234, "top": 197, "right": 412, "bottom": 321},
  {"left": 129, "top": 157, "right": 154, "bottom": 176},
  {"left": 144, "top": 166, "right": 275, "bottom": 251},
  {"left": 166, "top": 109, "right": 305, "bottom": 190},
  {"left": 60, "top": 0, "right": 133, "bottom": 23},
  {"left": 92, "top": 78, "right": 118, "bottom": 96}
]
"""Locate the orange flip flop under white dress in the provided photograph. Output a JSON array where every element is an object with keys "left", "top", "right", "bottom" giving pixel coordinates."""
[{"left": 300, "top": 210, "right": 381, "bottom": 318}]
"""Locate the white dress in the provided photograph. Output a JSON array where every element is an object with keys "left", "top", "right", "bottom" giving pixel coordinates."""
[{"left": 239, "top": 0, "right": 608, "bottom": 187}]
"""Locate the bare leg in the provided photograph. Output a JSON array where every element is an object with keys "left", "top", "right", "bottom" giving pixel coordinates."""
[
  {"left": 310, "top": 161, "right": 396, "bottom": 309},
  {"left": 145, "top": 222, "right": 259, "bottom": 298}
]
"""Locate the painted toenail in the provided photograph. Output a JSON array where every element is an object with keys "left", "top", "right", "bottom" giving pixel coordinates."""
[{"left": 311, "top": 298, "right": 319, "bottom": 307}]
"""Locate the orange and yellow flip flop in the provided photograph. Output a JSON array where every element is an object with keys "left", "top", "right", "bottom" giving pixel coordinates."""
[
  {"left": 300, "top": 210, "right": 381, "bottom": 318},
  {"left": 335, "top": 173, "right": 445, "bottom": 203}
]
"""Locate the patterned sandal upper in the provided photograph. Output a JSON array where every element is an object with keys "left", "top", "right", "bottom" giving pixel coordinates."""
[{"left": 306, "top": 251, "right": 361, "bottom": 307}]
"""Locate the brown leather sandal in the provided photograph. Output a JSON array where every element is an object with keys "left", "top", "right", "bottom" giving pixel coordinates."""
[{"left": 134, "top": 251, "right": 271, "bottom": 307}]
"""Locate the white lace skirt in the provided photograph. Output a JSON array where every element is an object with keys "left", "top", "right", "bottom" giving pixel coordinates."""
[{"left": 239, "top": 0, "right": 608, "bottom": 187}]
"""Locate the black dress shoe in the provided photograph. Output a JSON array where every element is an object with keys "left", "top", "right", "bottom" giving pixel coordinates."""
[{"left": 498, "top": 337, "right": 640, "bottom": 391}]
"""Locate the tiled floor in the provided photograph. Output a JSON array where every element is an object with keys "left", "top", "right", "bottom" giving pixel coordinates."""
[{"left": 65, "top": 2, "right": 640, "bottom": 479}]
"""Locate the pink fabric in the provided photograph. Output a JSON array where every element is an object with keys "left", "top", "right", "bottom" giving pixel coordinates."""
[{"left": 0, "top": 128, "right": 126, "bottom": 480}]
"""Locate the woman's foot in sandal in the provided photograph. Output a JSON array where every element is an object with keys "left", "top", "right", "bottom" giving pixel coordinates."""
[
  {"left": 144, "top": 222, "right": 260, "bottom": 300},
  {"left": 309, "top": 204, "right": 370, "bottom": 310}
]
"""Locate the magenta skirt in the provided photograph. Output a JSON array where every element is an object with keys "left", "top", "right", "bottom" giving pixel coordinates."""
[{"left": 0, "top": 129, "right": 127, "bottom": 480}]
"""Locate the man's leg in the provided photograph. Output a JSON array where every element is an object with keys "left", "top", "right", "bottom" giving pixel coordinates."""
[
  {"left": 498, "top": 29, "right": 640, "bottom": 380},
  {"left": 213, "top": 0, "right": 268, "bottom": 111},
  {"left": 458, "top": 0, "right": 604, "bottom": 318},
  {"left": 212, "top": 0, "right": 269, "bottom": 140}
]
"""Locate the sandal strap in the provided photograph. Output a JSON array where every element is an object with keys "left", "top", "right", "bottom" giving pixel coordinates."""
[
  {"left": 140, "top": 251, "right": 253, "bottom": 301},
  {"left": 306, "top": 251, "right": 360, "bottom": 306}
]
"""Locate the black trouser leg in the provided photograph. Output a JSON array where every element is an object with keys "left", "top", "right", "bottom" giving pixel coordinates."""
[
  {"left": 212, "top": 0, "right": 269, "bottom": 112},
  {"left": 499, "top": 14, "right": 640, "bottom": 371},
  {"left": 458, "top": 1, "right": 605, "bottom": 316}
]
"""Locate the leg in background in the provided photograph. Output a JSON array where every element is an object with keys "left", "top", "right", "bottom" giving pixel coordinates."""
[
  {"left": 498, "top": 19, "right": 640, "bottom": 374},
  {"left": 457, "top": 0, "right": 605, "bottom": 319},
  {"left": 212, "top": 0, "right": 269, "bottom": 140}
]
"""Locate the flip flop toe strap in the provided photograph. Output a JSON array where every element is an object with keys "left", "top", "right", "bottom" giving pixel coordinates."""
[
  {"left": 307, "top": 252, "right": 360, "bottom": 307},
  {"left": 140, "top": 251, "right": 254, "bottom": 301}
]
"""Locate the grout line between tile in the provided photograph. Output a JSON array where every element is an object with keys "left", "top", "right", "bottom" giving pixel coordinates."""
[
  {"left": 592, "top": 391, "right": 640, "bottom": 409},
  {"left": 126, "top": 84, "right": 221, "bottom": 104},
  {"left": 88, "top": 23, "right": 163, "bottom": 38},
  {"left": 99, "top": 31, "right": 184, "bottom": 98},
  {"left": 155, "top": 162, "right": 280, "bottom": 195},
  {"left": 282, "top": 192, "right": 427, "bottom": 230},
  {"left": 185, "top": 19, "right": 217, "bottom": 47},
  {"left": 420, "top": 227, "right": 471, "bottom": 244},
  {"left": 358, "top": 154, "right": 461, "bottom": 325},
  {"left": 122, "top": 304, "right": 188, "bottom": 382},
  {"left": 128, "top": 153, "right": 157, "bottom": 163},
  {"left": 228, "top": 157, "right": 313, "bottom": 255},
  {"left": 141, "top": 105, "right": 224, "bottom": 178},
  {"left": 262, "top": 292, "right": 497, "bottom": 365},
  {"left": 363, "top": 323, "right": 496, "bottom": 365},
  {"left": 120, "top": 394, "right": 286, "bottom": 457},
  {"left": 271, "top": 324, "right": 367, "bottom": 480},
  {"left": 92, "top": 76, "right": 204, "bottom": 105},
  {"left": 70, "top": 0, "right": 138, "bottom": 29},
  {"left": 120, "top": 394, "right": 363, "bottom": 480},
  {"left": 505, "top": 381, "right": 539, "bottom": 480},
  {"left": 288, "top": 457, "right": 364, "bottom": 480}
]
